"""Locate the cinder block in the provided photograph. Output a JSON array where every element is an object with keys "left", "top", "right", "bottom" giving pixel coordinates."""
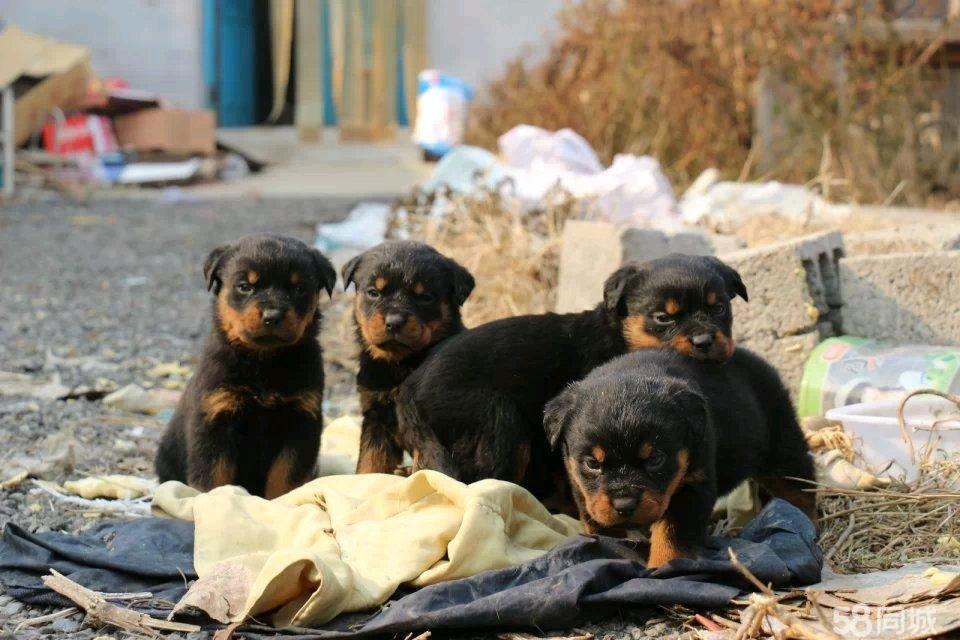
[
  {"left": 555, "top": 221, "right": 745, "bottom": 312},
  {"left": 840, "top": 251, "right": 960, "bottom": 344},
  {"left": 721, "top": 231, "right": 845, "bottom": 342},
  {"left": 844, "top": 223, "right": 960, "bottom": 256}
]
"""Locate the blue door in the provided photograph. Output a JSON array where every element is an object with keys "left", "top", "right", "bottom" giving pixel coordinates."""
[{"left": 203, "top": 0, "right": 260, "bottom": 127}]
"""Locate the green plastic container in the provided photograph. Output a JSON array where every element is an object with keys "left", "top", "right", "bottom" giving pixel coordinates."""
[{"left": 798, "top": 336, "right": 960, "bottom": 417}]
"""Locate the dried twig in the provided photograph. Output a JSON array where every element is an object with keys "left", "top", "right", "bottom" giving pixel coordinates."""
[
  {"left": 727, "top": 549, "right": 841, "bottom": 640},
  {"left": 13, "top": 607, "right": 78, "bottom": 631},
  {"left": 41, "top": 569, "right": 200, "bottom": 637}
]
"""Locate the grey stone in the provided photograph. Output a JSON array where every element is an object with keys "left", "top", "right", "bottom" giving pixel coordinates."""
[
  {"left": 44, "top": 616, "right": 81, "bottom": 633},
  {"left": 840, "top": 251, "right": 960, "bottom": 344},
  {"left": 0, "top": 599, "right": 24, "bottom": 616}
]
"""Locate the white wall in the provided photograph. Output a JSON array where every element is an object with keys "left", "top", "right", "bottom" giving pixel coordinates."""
[
  {"left": 426, "top": 0, "right": 563, "bottom": 96},
  {"left": 1, "top": 0, "right": 205, "bottom": 109}
]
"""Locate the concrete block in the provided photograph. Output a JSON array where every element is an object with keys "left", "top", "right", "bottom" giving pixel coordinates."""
[
  {"left": 840, "top": 251, "right": 960, "bottom": 344},
  {"left": 620, "top": 227, "right": 745, "bottom": 263},
  {"left": 555, "top": 220, "right": 745, "bottom": 312},
  {"left": 721, "top": 231, "right": 845, "bottom": 342},
  {"left": 556, "top": 221, "right": 623, "bottom": 313},
  {"left": 844, "top": 223, "right": 960, "bottom": 256}
]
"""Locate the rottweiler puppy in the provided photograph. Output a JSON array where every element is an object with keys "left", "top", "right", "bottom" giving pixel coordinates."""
[
  {"left": 155, "top": 234, "right": 337, "bottom": 498},
  {"left": 341, "top": 241, "right": 475, "bottom": 474},
  {"left": 543, "top": 348, "right": 816, "bottom": 568},
  {"left": 395, "top": 254, "right": 748, "bottom": 497}
]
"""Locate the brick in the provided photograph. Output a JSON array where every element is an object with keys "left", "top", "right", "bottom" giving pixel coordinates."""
[{"left": 840, "top": 251, "right": 960, "bottom": 344}]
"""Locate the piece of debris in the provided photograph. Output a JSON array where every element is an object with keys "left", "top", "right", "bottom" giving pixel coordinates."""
[
  {"left": 41, "top": 569, "right": 200, "bottom": 637},
  {"left": 103, "top": 383, "right": 181, "bottom": 415},
  {"left": 1, "top": 428, "right": 77, "bottom": 485},
  {"left": 0, "top": 370, "right": 70, "bottom": 400},
  {"left": 63, "top": 475, "right": 157, "bottom": 500},
  {"left": 31, "top": 480, "right": 151, "bottom": 516},
  {"left": 172, "top": 561, "right": 254, "bottom": 624}
]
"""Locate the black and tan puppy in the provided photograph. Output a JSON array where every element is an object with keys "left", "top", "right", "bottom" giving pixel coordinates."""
[
  {"left": 155, "top": 234, "right": 337, "bottom": 498},
  {"left": 543, "top": 348, "right": 816, "bottom": 568},
  {"left": 342, "top": 240, "right": 475, "bottom": 474},
  {"left": 395, "top": 254, "right": 748, "bottom": 496}
]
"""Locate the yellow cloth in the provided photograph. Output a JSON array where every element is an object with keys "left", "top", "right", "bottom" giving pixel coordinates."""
[{"left": 153, "top": 470, "right": 582, "bottom": 628}]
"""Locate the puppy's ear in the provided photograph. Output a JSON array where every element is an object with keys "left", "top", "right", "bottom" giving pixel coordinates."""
[
  {"left": 707, "top": 257, "right": 748, "bottom": 302},
  {"left": 448, "top": 258, "right": 475, "bottom": 306},
  {"left": 543, "top": 384, "right": 580, "bottom": 450},
  {"left": 203, "top": 244, "right": 234, "bottom": 295},
  {"left": 340, "top": 254, "right": 362, "bottom": 291},
  {"left": 311, "top": 249, "right": 338, "bottom": 298},
  {"left": 603, "top": 263, "right": 647, "bottom": 315}
]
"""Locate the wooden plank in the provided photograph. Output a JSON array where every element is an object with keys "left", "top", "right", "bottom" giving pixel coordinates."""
[
  {"left": 402, "top": 0, "right": 427, "bottom": 127},
  {"left": 267, "top": 0, "right": 295, "bottom": 123},
  {"left": 369, "top": 0, "right": 398, "bottom": 140},
  {"left": 295, "top": 0, "right": 324, "bottom": 141}
]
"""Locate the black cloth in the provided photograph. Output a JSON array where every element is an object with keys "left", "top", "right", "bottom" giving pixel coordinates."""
[{"left": 0, "top": 499, "right": 820, "bottom": 637}]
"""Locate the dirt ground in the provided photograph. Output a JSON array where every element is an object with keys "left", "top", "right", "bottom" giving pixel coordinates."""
[{"left": 0, "top": 199, "right": 682, "bottom": 640}]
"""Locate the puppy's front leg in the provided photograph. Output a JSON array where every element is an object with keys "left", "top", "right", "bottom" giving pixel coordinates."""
[
  {"left": 356, "top": 398, "right": 404, "bottom": 474},
  {"left": 647, "top": 485, "right": 714, "bottom": 568}
]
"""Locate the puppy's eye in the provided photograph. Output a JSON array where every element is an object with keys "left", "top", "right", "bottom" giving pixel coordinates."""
[
  {"left": 418, "top": 292, "right": 436, "bottom": 304},
  {"left": 236, "top": 282, "right": 253, "bottom": 294},
  {"left": 294, "top": 284, "right": 306, "bottom": 295},
  {"left": 711, "top": 303, "right": 726, "bottom": 316},
  {"left": 647, "top": 450, "right": 667, "bottom": 471},
  {"left": 366, "top": 288, "right": 381, "bottom": 299},
  {"left": 582, "top": 456, "right": 602, "bottom": 474},
  {"left": 651, "top": 312, "right": 675, "bottom": 326}
]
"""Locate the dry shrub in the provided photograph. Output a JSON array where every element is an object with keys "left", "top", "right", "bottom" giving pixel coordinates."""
[
  {"left": 468, "top": 0, "right": 959, "bottom": 207},
  {"left": 391, "top": 186, "right": 577, "bottom": 326}
]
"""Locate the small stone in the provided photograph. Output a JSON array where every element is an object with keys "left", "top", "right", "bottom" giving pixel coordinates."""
[
  {"left": 0, "top": 599, "right": 24, "bottom": 616},
  {"left": 630, "top": 628, "right": 645, "bottom": 640},
  {"left": 644, "top": 622, "right": 669, "bottom": 637},
  {"left": 46, "top": 616, "right": 82, "bottom": 633}
]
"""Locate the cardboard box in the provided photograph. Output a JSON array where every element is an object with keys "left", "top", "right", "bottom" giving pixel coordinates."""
[
  {"left": 0, "top": 25, "right": 93, "bottom": 146},
  {"left": 114, "top": 108, "right": 216, "bottom": 156}
]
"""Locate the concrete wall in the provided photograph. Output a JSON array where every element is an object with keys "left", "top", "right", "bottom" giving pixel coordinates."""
[
  {"left": 426, "top": 0, "right": 563, "bottom": 95},
  {"left": 1, "top": 0, "right": 205, "bottom": 109}
]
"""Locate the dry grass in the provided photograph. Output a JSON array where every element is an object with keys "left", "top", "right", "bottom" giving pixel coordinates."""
[
  {"left": 391, "top": 186, "right": 578, "bottom": 326},
  {"left": 815, "top": 390, "right": 960, "bottom": 573},
  {"left": 468, "top": 0, "right": 960, "bottom": 208}
]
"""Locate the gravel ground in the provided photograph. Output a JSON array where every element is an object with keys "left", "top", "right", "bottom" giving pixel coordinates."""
[{"left": 0, "top": 198, "right": 684, "bottom": 640}]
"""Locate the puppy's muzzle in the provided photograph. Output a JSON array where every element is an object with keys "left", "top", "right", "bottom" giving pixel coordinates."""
[
  {"left": 612, "top": 495, "right": 638, "bottom": 517},
  {"left": 384, "top": 312, "right": 408, "bottom": 334},
  {"left": 691, "top": 332, "right": 714, "bottom": 354},
  {"left": 261, "top": 308, "right": 284, "bottom": 327}
]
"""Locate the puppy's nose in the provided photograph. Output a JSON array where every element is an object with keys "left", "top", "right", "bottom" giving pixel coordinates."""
[
  {"left": 384, "top": 312, "right": 407, "bottom": 333},
  {"left": 612, "top": 496, "right": 638, "bottom": 516},
  {"left": 691, "top": 333, "right": 714, "bottom": 352},
  {"left": 261, "top": 308, "right": 284, "bottom": 326}
]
